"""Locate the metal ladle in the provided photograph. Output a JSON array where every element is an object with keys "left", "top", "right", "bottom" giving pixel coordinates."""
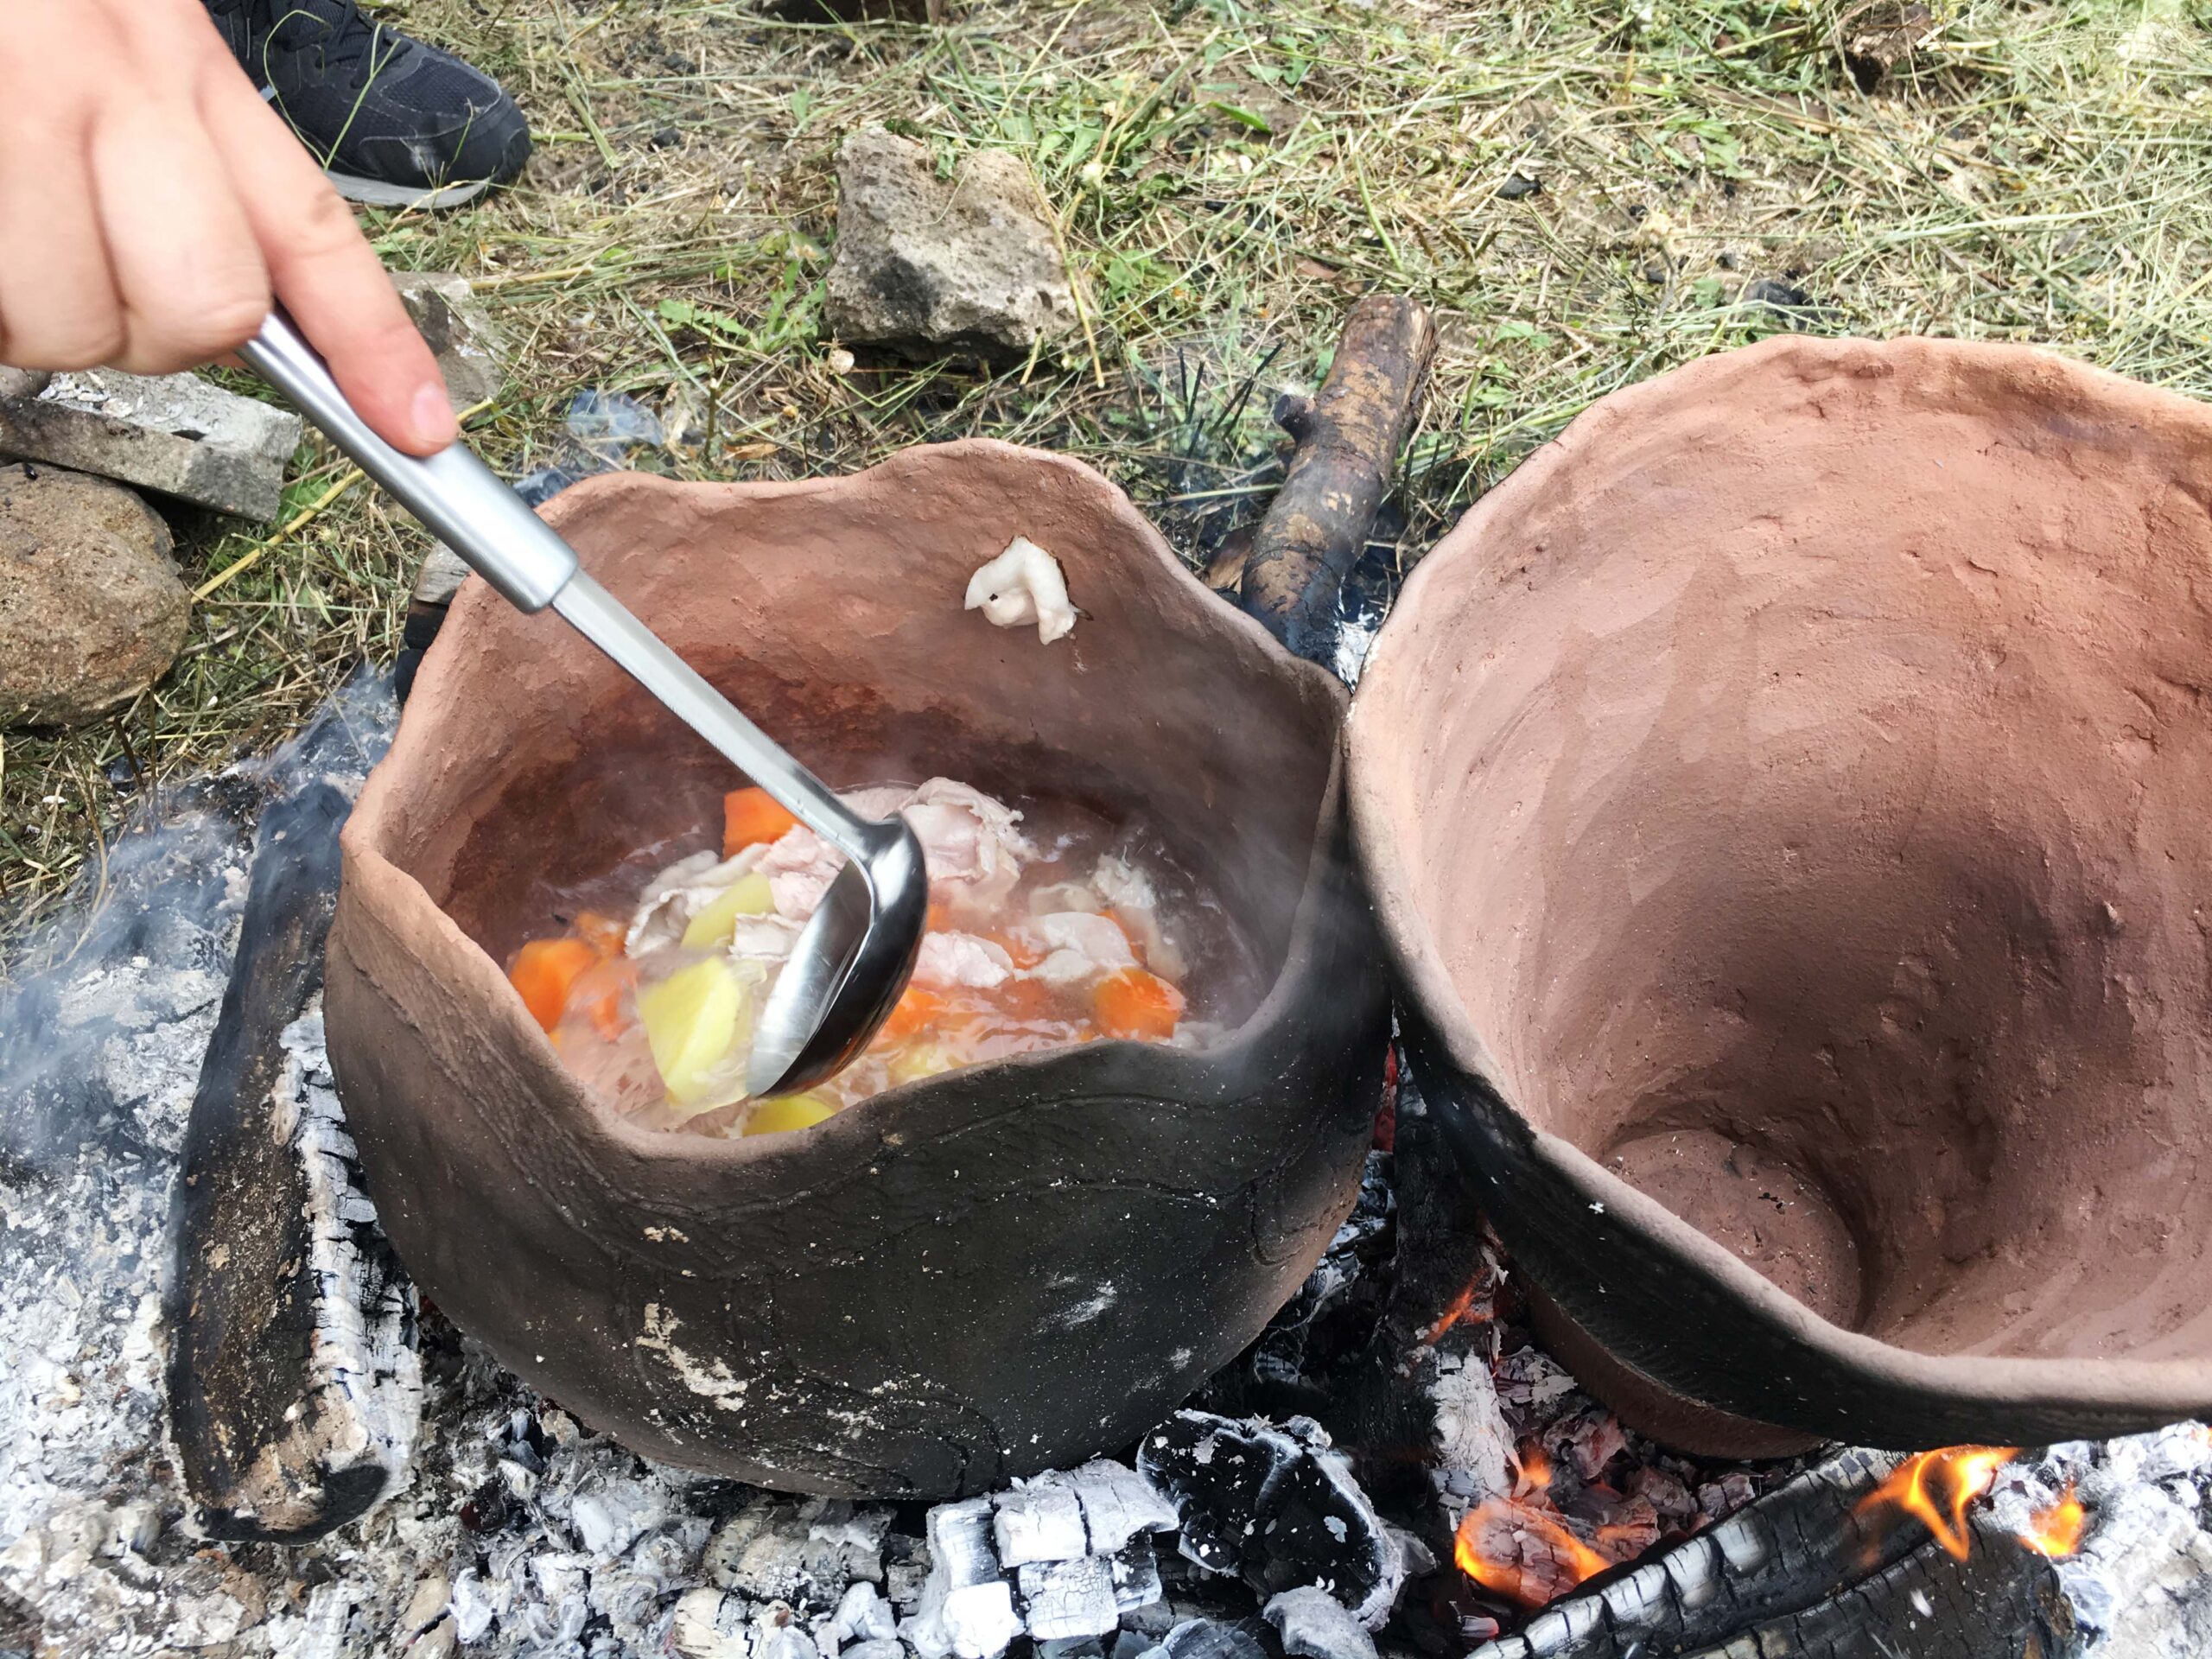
[{"left": 240, "top": 310, "right": 926, "bottom": 1098}]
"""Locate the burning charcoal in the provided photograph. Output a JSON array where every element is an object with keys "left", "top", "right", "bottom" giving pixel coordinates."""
[
  {"left": 930, "top": 1497, "right": 1002, "bottom": 1588},
  {"left": 1430, "top": 1356, "right": 1515, "bottom": 1514},
  {"left": 1110, "top": 1538, "right": 1164, "bottom": 1611},
  {"left": 1549, "top": 1411, "right": 1628, "bottom": 1484},
  {"left": 1694, "top": 1471, "right": 1756, "bottom": 1521},
  {"left": 1141, "top": 1618, "right": 1274, "bottom": 1659},
  {"left": 907, "top": 1579, "right": 1022, "bottom": 1659},
  {"left": 710, "top": 1496, "right": 883, "bottom": 1609},
  {"left": 1491, "top": 1350, "right": 1577, "bottom": 1420},
  {"left": 448, "top": 1570, "right": 498, "bottom": 1643},
  {"left": 1243, "top": 1153, "right": 1398, "bottom": 1402},
  {"left": 1016, "top": 1555, "right": 1121, "bottom": 1640},
  {"left": 765, "top": 1625, "right": 826, "bottom": 1659},
  {"left": 832, "top": 1581, "right": 901, "bottom": 1646},
  {"left": 164, "top": 783, "right": 423, "bottom": 1544},
  {"left": 673, "top": 1586, "right": 750, "bottom": 1659},
  {"left": 1263, "top": 1587, "right": 1379, "bottom": 1659},
  {"left": 995, "top": 1474, "right": 1090, "bottom": 1567},
  {"left": 1138, "top": 1412, "right": 1403, "bottom": 1629},
  {"left": 570, "top": 1474, "right": 665, "bottom": 1559},
  {"left": 1068, "top": 1459, "right": 1180, "bottom": 1554},
  {"left": 887, "top": 1557, "right": 931, "bottom": 1612}
]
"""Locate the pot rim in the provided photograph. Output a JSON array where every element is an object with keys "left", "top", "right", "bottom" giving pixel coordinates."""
[
  {"left": 345, "top": 438, "right": 1357, "bottom": 1173},
  {"left": 1347, "top": 333, "right": 2212, "bottom": 1420}
]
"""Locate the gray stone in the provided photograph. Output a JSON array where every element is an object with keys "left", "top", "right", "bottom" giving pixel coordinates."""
[
  {"left": 0, "top": 463, "right": 188, "bottom": 729},
  {"left": 826, "top": 125, "right": 1075, "bottom": 365},
  {"left": 395, "top": 272, "right": 503, "bottom": 412},
  {"left": 0, "top": 368, "right": 301, "bottom": 521},
  {"left": 0, "top": 368, "right": 49, "bottom": 403}
]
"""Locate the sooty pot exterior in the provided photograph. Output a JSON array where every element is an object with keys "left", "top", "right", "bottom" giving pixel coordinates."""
[
  {"left": 1351, "top": 337, "right": 2212, "bottom": 1452},
  {"left": 326, "top": 442, "right": 1385, "bottom": 1498}
]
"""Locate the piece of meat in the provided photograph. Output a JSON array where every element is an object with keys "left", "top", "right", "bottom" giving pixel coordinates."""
[
  {"left": 964, "top": 536, "right": 1077, "bottom": 644},
  {"left": 1090, "top": 853, "right": 1188, "bottom": 979},
  {"left": 914, "top": 931, "right": 1015, "bottom": 989},
  {"left": 901, "top": 778, "right": 1035, "bottom": 915},
  {"left": 756, "top": 824, "right": 844, "bottom": 920},
  {"left": 1020, "top": 911, "right": 1138, "bottom": 987}
]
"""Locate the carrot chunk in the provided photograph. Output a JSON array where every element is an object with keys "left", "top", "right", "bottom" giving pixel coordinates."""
[
  {"left": 1093, "top": 969, "right": 1185, "bottom": 1040},
  {"left": 723, "top": 786, "right": 800, "bottom": 855},
  {"left": 510, "top": 938, "right": 598, "bottom": 1032},
  {"left": 881, "top": 984, "right": 946, "bottom": 1040},
  {"left": 573, "top": 909, "right": 628, "bottom": 957}
]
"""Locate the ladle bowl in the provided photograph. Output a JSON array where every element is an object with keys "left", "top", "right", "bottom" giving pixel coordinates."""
[
  {"left": 1349, "top": 335, "right": 2212, "bottom": 1452},
  {"left": 324, "top": 442, "right": 1387, "bottom": 1496}
]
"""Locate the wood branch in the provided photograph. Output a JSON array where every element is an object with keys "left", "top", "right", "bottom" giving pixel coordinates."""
[
  {"left": 166, "top": 782, "right": 422, "bottom": 1542},
  {"left": 1238, "top": 294, "right": 1436, "bottom": 666}
]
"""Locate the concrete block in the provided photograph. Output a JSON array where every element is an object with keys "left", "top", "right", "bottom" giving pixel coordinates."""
[{"left": 0, "top": 368, "right": 302, "bottom": 522}]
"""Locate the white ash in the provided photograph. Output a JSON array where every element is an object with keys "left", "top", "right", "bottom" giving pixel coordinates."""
[
  {"left": 1984, "top": 1424, "right": 2212, "bottom": 1656},
  {"left": 238, "top": 1007, "right": 423, "bottom": 1532}
]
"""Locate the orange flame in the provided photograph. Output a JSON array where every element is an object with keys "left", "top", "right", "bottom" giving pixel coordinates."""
[
  {"left": 1421, "top": 1280, "right": 1490, "bottom": 1345},
  {"left": 1514, "top": 1444, "right": 1553, "bottom": 1492},
  {"left": 1854, "top": 1446, "right": 2018, "bottom": 1561},
  {"left": 1453, "top": 1495, "right": 1611, "bottom": 1608},
  {"left": 2018, "top": 1482, "right": 2086, "bottom": 1560}
]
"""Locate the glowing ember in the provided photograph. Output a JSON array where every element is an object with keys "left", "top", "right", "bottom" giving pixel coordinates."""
[
  {"left": 1453, "top": 1494, "right": 1611, "bottom": 1608},
  {"left": 1452, "top": 1441, "right": 1651, "bottom": 1610},
  {"left": 2018, "top": 1483, "right": 2087, "bottom": 1560},
  {"left": 1421, "top": 1279, "right": 1488, "bottom": 1345},
  {"left": 1854, "top": 1446, "right": 2018, "bottom": 1561}
]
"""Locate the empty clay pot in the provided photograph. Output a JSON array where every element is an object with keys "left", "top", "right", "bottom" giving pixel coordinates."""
[
  {"left": 326, "top": 441, "right": 1386, "bottom": 1497},
  {"left": 1348, "top": 336, "right": 2212, "bottom": 1452}
]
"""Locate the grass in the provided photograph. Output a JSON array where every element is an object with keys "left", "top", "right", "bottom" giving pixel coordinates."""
[{"left": 5, "top": 0, "right": 2212, "bottom": 963}]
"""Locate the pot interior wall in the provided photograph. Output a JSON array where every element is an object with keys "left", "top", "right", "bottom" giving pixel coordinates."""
[
  {"left": 1363, "top": 344, "right": 2212, "bottom": 1370},
  {"left": 386, "top": 458, "right": 1343, "bottom": 1065}
]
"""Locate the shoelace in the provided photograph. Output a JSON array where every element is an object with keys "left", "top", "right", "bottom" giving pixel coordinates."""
[{"left": 210, "top": 0, "right": 391, "bottom": 75}]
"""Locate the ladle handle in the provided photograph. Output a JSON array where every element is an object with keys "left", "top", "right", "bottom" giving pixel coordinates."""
[
  {"left": 238, "top": 310, "right": 579, "bottom": 613},
  {"left": 238, "top": 310, "right": 880, "bottom": 860}
]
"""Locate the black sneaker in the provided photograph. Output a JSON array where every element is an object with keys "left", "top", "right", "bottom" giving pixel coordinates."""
[{"left": 205, "top": 0, "right": 531, "bottom": 209}]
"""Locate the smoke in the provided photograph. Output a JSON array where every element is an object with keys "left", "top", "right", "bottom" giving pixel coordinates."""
[{"left": 0, "top": 671, "right": 394, "bottom": 1617}]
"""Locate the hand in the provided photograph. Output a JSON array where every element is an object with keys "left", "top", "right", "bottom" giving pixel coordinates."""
[{"left": 0, "top": 0, "right": 456, "bottom": 454}]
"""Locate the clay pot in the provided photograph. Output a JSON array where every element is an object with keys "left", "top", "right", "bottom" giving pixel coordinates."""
[
  {"left": 1349, "top": 336, "right": 2212, "bottom": 1452},
  {"left": 327, "top": 442, "right": 1385, "bottom": 1497}
]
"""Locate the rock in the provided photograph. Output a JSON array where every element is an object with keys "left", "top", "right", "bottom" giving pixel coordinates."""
[
  {"left": 0, "top": 463, "right": 188, "bottom": 729},
  {"left": 0, "top": 367, "right": 49, "bottom": 403},
  {"left": 826, "top": 125, "right": 1075, "bottom": 365},
  {"left": 394, "top": 273, "right": 503, "bottom": 411},
  {"left": 0, "top": 367, "right": 301, "bottom": 521}
]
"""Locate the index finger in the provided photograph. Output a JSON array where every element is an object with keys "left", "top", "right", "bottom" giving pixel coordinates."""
[{"left": 199, "top": 67, "right": 458, "bottom": 455}]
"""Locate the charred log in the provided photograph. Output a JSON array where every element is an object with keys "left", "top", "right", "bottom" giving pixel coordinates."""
[
  {"left": 1237, "top": 296, "right": 1434, "bottom": 665},
  {"left": 1464, "top": 1448, "right": 2067, "bottom": 1659},
  {"left": 164, "top": 782, "right": 422, "bottom": 1542}
]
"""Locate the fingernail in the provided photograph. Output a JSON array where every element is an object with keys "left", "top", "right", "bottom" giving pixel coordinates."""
[{"left": 412, "top": 383, "right": 458, "bottom": 449}]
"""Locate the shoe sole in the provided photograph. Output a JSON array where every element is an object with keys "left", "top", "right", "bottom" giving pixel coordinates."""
[{"left": 327, "top": 169, "right": 499, "bottom": 211}]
